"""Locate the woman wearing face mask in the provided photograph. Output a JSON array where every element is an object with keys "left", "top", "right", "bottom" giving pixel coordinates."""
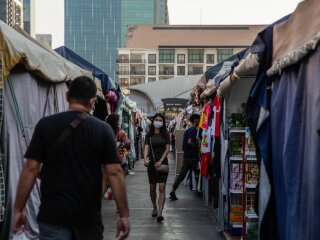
[{"left": 144, "top": 113, "right": 170, "bottom": 223}]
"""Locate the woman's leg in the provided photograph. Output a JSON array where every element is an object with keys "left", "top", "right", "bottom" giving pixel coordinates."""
[
  {"left": 158, "top": 183, "right": 166, "bottom": 217},
  {"left": 150, "top": 183, "right": 157, "bottom": 211}
]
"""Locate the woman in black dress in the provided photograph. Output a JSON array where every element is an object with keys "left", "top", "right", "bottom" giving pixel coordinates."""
[{"left": 144, "top": 113, "right": 170, "bottom": 223}]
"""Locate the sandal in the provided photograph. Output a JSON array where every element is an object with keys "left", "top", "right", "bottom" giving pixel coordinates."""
[{"left": 152, "top": 209, "right": 158, "bottom": 217}]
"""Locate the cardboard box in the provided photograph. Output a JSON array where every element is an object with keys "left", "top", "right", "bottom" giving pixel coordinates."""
[
  {"left": 230, "top": 212, "right": 243, "bottom": 222},
  {"left": 231, "top": 204, "right": 243, "bottom": 213}
]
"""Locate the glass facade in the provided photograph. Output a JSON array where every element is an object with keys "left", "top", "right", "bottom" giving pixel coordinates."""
[
  {"left": 121, "top": 0, "right": 154, "bottom": 47},
  {"left": 66, "top": 0, "right": 168, "bottom": 81},
  {"left": 65, "top": 0, "right": 122, "bottom": 81},
  {"left": 23, "top": 0, "right": 30, "bottom": 33}
]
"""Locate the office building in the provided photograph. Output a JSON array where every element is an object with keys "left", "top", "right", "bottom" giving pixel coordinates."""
[
  {"left": 23, "top": 0, "right": 35, "bottom": 37},
  {"left": 0, "top": 0, "right": 23, "bottom": 28},
  {"left": 65, "top": 0, "right": 168, "bottom": 81},
  {"left": 117, "top": 25, "right": 266, "bottom": 89}
]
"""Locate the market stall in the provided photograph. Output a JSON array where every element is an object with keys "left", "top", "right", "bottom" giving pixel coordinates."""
[
  {"left": 191, "top": 1, "right": 320, "bottom": 240},
  {"left": 0, "top": 21, "right": 98, "bottom": 239}
]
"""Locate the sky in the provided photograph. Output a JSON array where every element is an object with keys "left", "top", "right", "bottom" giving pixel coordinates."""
[{"left": 35, "top": 0, "right": 303, "bottom": 48}]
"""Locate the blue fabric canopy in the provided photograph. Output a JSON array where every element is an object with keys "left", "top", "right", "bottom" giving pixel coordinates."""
[
  {"left": 55, "top": 46, "right": 120, "bottom": 94},
  {"left": 205, "top": 49, "right": 247, "bottom": 81}
]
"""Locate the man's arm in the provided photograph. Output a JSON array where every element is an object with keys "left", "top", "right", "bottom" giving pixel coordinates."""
[
  {"left": 13, "top": 159, "right": 41, "bottom": 232},
  {"left": 143, "top": 144, "right": 150, "bottom": 167},
  {"left": 101, "top": 167, "right": 108, "bottom": 199},
  {"left": 104, "top": 163, "right": 130, "bottom": 239}
]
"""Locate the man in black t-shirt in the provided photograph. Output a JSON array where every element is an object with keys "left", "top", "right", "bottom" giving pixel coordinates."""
[
  {"left": 169, "top": 114, "right": 200, "bottom": 200},
  {"left": 13, "top": 77, "right": 130, "bottom": 240}
]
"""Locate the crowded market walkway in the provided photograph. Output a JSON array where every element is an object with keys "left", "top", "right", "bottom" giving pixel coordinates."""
[{"left": 102, "top": 152, "right": 223, "bottom": 240}]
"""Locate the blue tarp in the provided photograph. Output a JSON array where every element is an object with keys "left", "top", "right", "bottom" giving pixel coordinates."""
[
  {"left": 55, "top": 46, "right": 119, "bottom": 94},
  {"left": 205, "top": 49, "right": 247, "bottom": 81}
]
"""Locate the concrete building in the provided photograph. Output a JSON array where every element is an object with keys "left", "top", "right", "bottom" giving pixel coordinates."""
[
  {"left": 65, "top": 0, "right": 168, "bottom": 81},
  {"left": 117, "top": 25, "right": 266, "bottom": 88},
  {"left": 128, "top": 75, "right": 200, "bottom": 117},
  {"left": 0, "top": 0, "right": 23, "bottom": 28},
  {"left": 36, "top": 34, "right": 52, "bottom": 48},
  {"left": 23, "top": 0, "right": 35, "bottom": 37}
]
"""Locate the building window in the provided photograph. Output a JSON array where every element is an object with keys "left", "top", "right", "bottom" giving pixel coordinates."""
[
  {"left": 130, "top": 77, "right": 145, "bottom": 86},
  {"left": 159, "top": 49, "right": 175, "bottom": 63},
  {"left": 118, "top": 54, "right": 129, "bottom": 63},
  {"left": 206, "top": 54, "right": 215, "bottom": 64},
  {"left": 117, "top": 66, "right": 129, "bottom": 75},
  {"left": 217, "top": 49, "right": 233, "bottom": 62},
  {"left": 188, "top": 49, "right": 204, "bottom": 63},
  {"left": 148, "top": 66, "right": 156, "bottom": 75},
  {"left": 159, "top": 66, "right": 174, "bottom": 75},
  {"left": 120, "top": 78, "right": 129, "bottom": 87},
  {"left": 148, "top": 78, "right": 156, "bottom": 83},
  {"left": 130, "top": 54, "right": 144, "bottom": 63},
  {"left": 148, "top": 54, "right": 156, "bottom": 64},
  {"left": 177, "top": 54, "right": 185, "bottom": 64},
  {"left": 177, "top": 66, "right": 185, "bottom": 76},
  {"left": 188, "top": 66, "right": 203, "bottom": 75}
]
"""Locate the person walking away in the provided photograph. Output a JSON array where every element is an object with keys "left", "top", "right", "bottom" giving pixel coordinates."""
[
  {"left": 13, "top": 76, "right": 130, "bottom": 240},
  {"left": 106, "top": 113, "right": 131, "bottom": 176},
  {"left": 169, "top": 114, "right": 200, "bottom": 200},
  {"left": 144, "top": 113, "right": 170, "bottom": 223}
]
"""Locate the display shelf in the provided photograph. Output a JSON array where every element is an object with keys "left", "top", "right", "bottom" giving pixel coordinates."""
[
  {"left": 245, "top": 156, "right": 257, "bottom": 161},
  {"left": 228, "top": 127, "right": 245, "bottom": 236},
  {"left": 245, "top": 211, "right": 258, "bottom": 219},
  {"left": 245, "top": 183, "right": 257, "bottom": 189},
  {"left": 245, "top": 150, "right": 256, "bottom": 156},
  {"left": 230, "top": 129, "right": 246, "bottom": 133},
  {"left": 230, "top": 189, "right": 242, "bottom": 194},
  {"left": 230, "top": 156, "right": 242, "bottom": 161},
  {"left": 232, "top": 224, "right": 243, "bottom": 228}
]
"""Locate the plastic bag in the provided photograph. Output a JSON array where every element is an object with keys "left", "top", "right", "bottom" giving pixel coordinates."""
[{"left": 12, "top": 231, "right": 28, "bottom": 240}]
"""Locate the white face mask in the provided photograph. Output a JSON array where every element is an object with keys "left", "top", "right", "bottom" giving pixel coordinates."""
[{"left": 153, "top": 120, "right": 163, "bottom": 128}]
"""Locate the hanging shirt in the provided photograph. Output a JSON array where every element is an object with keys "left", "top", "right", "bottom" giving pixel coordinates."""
[
  {"left": 201, "top": 127, "right": 212, "bottom": 154},
  {"left": 213, "top": 96, "right": 221, "bottom": 137},
  {"left": 199, "top": 103, "right": 212, "bottom": 130}
]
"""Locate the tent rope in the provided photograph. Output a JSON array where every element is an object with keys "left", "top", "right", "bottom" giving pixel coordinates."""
[
  {"left": 53, "top": 85, "right": 59, "bottom": 113},
  {"left": 7, "top": 75, "right": 28, "bottom": 147},
  {"left": 7, "top": 75, "right": 41, "bottom": 196}
]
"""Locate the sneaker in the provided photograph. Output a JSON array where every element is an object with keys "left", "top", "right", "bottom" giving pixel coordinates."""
[{"left": 169, "top": 192, "right": 178, "bottom": 200}]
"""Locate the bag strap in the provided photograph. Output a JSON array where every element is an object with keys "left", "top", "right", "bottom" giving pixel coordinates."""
[
  {"left": 44, "top": 112, "right": 89, "bottom": 179},
  {"left": 48, "top": 112, "right": 89, "bottom": 156},
  {"left": 149, "top": 136, "right": 156, "bottom": 164}
]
